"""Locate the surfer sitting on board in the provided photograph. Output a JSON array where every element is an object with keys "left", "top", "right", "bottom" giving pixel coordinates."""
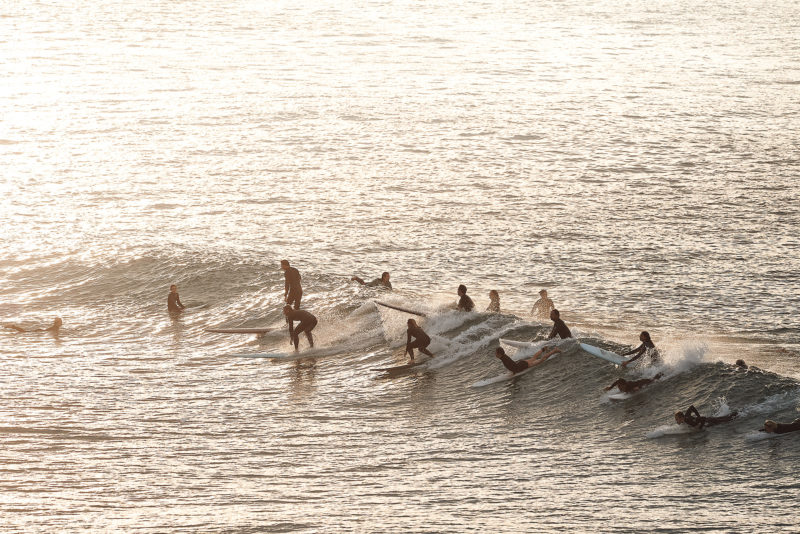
[
  {"left": 457, "top": 285, "right": 475, "bottom": 312},
  {"left": 621, "top": 331, "right": 660, "bottom": 367},
  {"left": 283, "top": 306, "right": 317, "bottom": 351},
  {"left": 604, "top": 373, "right": 664, "bottom": 394},
  {"left": 405, "top": 319, "right": 434, "bottom": 362},
  {"left": 762, "top": 418, "right": 800, "bottom": 434},
  {"left": 674, "top": 405, "right": 738, "bottom": 430},
  {"left": 281, "top": 260, "right": 303, "bottom": 309},
  {"left": 351, "top": 272, "right": 392, "bottom": 289},
  {"left": 4, "top": 317, "right": 62, "bottom": 333},
  {"left": 167, "top": 284, "right": 186, "bottom": 312},
  {"left": 494, "top": 346, "right": 561, "bottom": 374},
  {"left": 531, "top": 290, "right": 554, "bottom": 320},
  {"left": 547, "top": 309, "right": 572, "bottom": 339},
  {"left": 486, "top": 290, "right": 500, "bottom": 313}
]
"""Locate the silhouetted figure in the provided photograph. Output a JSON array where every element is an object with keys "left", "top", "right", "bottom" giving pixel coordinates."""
[
  {"left": 604, "top": 373, "right": 664, "bottom": 394},
  {"left": 405, "top": 318, "right": 433, "bottom": 362},
  {"left": 735, "top": 359, "right": 748, "bottom": 369},
  {"left": 281, "top": 260, "right": 303, "bottom": 309},
  {"left": 352, "top": 271, "right": 392, "bottom": 290},
  {"left": 531, "top": 289, "right": 554, "bottom": 319},
  {"left": 167, "top": 284, "right": 186, "bottom": 312},
  {"left": 621, "top": 331, "right": 660, "bottom": 367},
  {"left": 494, "top": 346, "right": 561, "bottom": 374},
  {"left": 457, "top": 285, "right": 474, "bottom": 312},
  {"left": 547, "top": 309, "right": 572, "bottom": 339},
  {"left": 4, "top": 317, "right": 62, "bottom": 333},
  {"left": 763, "top": 418, "right": 800, "bottom": 434},
  {"left": 283, "top": 305, "right": 317, "bottom": 351},
  {"left": 486, "top": 290, "right": 500, "bottom": 313},
  {"left": 675, "top": 405, "right": 738, "bottom": 429}
]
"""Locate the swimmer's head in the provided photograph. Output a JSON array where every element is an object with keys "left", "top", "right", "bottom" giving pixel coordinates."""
[
  {"left": 550, "top": 309, "right": 560, "bottom": 320},
  {"left": 489, "top": 290, "right": 499, "bottom": 300},
  {"left": 170, "top": 284, "right": 177, "bottom": 292},
  {"left": 539, "top": 289, "right": 547, "bottom": 297},
  {"left": 764, "top": 420, "right": 778, "bottom": 433},
  {"left": 495, "top": 347, "right": 506, "bottom": 359},
  {"left": 735, "top": 359, "right": 748, "bottom": 369},
  {"left": 674, "top": 411, "right": 685, "bottom": 425},
  {"left": 407, "top": 318, "right": 417, "bottom": 328},
  {"left": 381, "top": 272, "right": 390, "bottom": 282},
  {"left": 280, "top": 259, "right": 290, "bottom": 269},
  {"left": 282, "top": 305, "right": 293, "bottom": 315},
  {"left": 53, "top": 317, "right": 62, "bottom": 328},
  {"left": 457, "top": 284, "right": 467, "bottom": 295},
  {"left": 640, "top": 331, "right": 651, "bottom": 343}
]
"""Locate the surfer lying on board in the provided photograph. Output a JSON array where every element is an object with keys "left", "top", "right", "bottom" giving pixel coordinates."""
[
  {"left": 621, "top": 331, "right": 659, "bottom": 367},
  {"left": 762, "top": 418, "right": 800, "bottom": 434},
  {"left": 674, "top": 405, "right": 738, "bottom": 429},
  {"left": 281, "top": 260, "right": 303, "bottom": 309},
  {"left": 494, "top": 346, "right": 561, "bottom": 374},
  {"left": 604, "top": 373, "right": 664, "bottom": 394},
  {"left": 283, "top": 306, "right": 317, "bottom": 351},
  {"left": 351, "top": 272, "right": 392, "bottom": 289},
  {"left": 168, "top": 284, "right": 186, "bottom": 312},
  {"left": 457, "top": 285, "right": 475, "bottom": 312},
  {"left": 405, "top": 319, "right": 434, "bottom": 362},
  {"left": 3, "top": 317, "right": 62, "bottom": 333},
  {"left": 486, "top": 290, "right": 500, "bottom": 313},
  {"left": 547, "top": 310, "right": 572, "bottom": 339}
]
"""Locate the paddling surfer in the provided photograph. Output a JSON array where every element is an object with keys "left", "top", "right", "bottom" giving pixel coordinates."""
[
  {"left": 283, "top": 306, "right": 317, "bottom": 351},
  {"left": 531, "top": 290, "right": 554, "bottom": 320},
  {"left": 547, "top": 309, "right": 572, "bottom": 339},
  {"left": 621, "top": 331, "right": 660, "bottom": 367},
  {"left": 486, "top": 290, "right": 500, "bottom": 313},
  {"left": 281, "top": 260, "right": 303, "bottom": 309},
  {"left": 167, "top": 284, "right": 186, "bottom": 312},
  {"left": 762, "top": 418, "right": 800, "bottom": 434},
  {"left": 457, "top": 285, "right": 475, "bottom": 312},
  {"left": 674, "top": 405, "right": 738, "bottom": 429},
  {"left": 4, "top": 317, "right": 62, "bottom": 333},
  {"left": 494, "top": 346, "right": 561, "bottom": 374},
  {"left": 604, "top": 373, "right": 664, "bottom": 394},
  {"left": 351, "top": 271, "right": 392, "bottom": 290},
  {"left": 405, "top": 319, "right": 434, "bottom": 362}
]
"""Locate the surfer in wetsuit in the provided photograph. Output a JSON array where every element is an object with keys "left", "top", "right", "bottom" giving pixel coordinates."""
[
  {"left": 4, "top": 317, "right": 62, "bottom": 333},
  {"left": 281, "top": 260, "right": 302, "bottom": 309},
  {"left": 457, "top": 285, "right": 475, "bottom": 312},
  {"left": 531, "top": 290, "right": 554, "bottom": 320},
  {"left": 604, "top": 373, "right": 664, "bottom": 394},
  {"left": 763, "top": 418, "right": 800, "bottom": 434},
  {"left": 404, "top": 319, "right": 434, "bottom": 362},
  {"left": 674, "top": 405, "right": 738, "bottom": 429},
  {"left": 735, "top": 359, "right": 748, "bottom": 369},
  {"left": 494, "top": 346, "right": 561, "bottom": 374},
  {"left": 621, "top": 331, "right": 660, "bottom": 367},
  {"left": 547, "top": 309, "right": 572, "bottom": 339},
  {"left": 351, "top": 271, "right": 392, "bottom": 290},
  {"left": 167, "top": 284, "right": 186, "bottom": 312},
  {"left": 486, "top": 290, "right": 500, "bottom": 313},
  {"left": 283, "top": 305, "right": 317, "bottom": 351}
]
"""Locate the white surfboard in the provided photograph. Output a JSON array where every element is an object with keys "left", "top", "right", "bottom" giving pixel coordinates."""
[
  {"left": 231, "top": 348, "right": 325, "bottom": 360},
  {"left": 374, "top": 301, "right": 427, "bottom": 317},
  {"left": 471, "top": 352, "right": 561, "bottom": 388},
  {"left": 207, "top": 327, "right": 272, "bottom": 334},
  {"left": 579, "top": 343, "right": 626, "bottom": 366},
  {"left": 372, "top": 357, "right": 432, "bottom": 373},
  {"left": 499, "top": 338, "right": 536, "bottom": 349}
]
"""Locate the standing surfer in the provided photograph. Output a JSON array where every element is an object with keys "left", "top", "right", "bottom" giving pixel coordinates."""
[
  {"left": 167, "top": 285, "right": 186, "bottom": 312},
  {"left": 486, "top": 290, "right": 500, "bottom": 313},
  {"left": 547, "top": 309, "right": 572, "bottom": 339},
  {"left": 283, "top": 306, "right": 317, "bottom": 351},
  {"left": 351, "top": 272, "right": 392, "bottom": 289},
  {"left": 405, "top": 318, "right": 434, "bottom": 362},
  {"left": 494, "top": 346, "right": 561, "bottom": 374},
  {"left": 457, "top": 285, "right": 475, "bottom": 312},
  {"left": 531, "top": 290, "right": 555, "bottom": 320},
  {"left": 281, "top": 260, "right": 303, "bottom": 309},
  {"left": 621, "top": 331, "right": 660, "bottom": 367}
]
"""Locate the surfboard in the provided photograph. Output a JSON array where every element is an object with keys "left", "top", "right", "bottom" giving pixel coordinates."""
[
  {"left": 374, "top": 301, "right": 427, "bottom": 317},
  {"left": 579, "top": 343, "right": 626, "bottom": 366},
  {"left": 207, "top": 327, "right": 272, "bottom": 334},
  {"left": 499, "top": 338, "right": 536, "bottom": 349},
  {"left": 231, "top": 348, "right": 323, "bottom": 360},
  {"left": 471, "top": 352, "right": 561, "bottom": 387},
  {"left": 372, "top": 359, "right": 430, "bottom": 373}
]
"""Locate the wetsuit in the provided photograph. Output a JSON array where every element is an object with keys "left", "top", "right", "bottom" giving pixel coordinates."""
[
  {"left": 773, "top": 418, "right": 800, "bottom": 434},
  {"left": 531, "top": 297, "right": 554, "bottom": 318},
  {"left": 406, "top": 325, "right": 432, "bottom": 358},
  {"left": 608, "top": 373, "right": 663, "bottom": 393},
  {"left": 284, "top": 267, "right": 302, "bottom": 309},
  {"left": 498, "top": 352, "right": 528, "bottom": 374},
  {"left": 684, "top": 405, "right": 738, "bottom": 429},
  {"left": 167, "top": 292, "right": 185, "bottom": 311},
  {"left": 365, "top": 278, "right": 392, "bottom": 289},
  {"left": 458, "top": 294, "right": 475, "bottom": 312},
  {"left": 286, "top": 309, "right": 317, "bottom": 344},
  {"left": 623, "top": 340, "right": 660, "bottom": 365},
  {"left": 547, "top": 318, "right": 572, "bottom": 339}
]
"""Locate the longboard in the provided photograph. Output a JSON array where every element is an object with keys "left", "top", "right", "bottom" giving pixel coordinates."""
[
  {"left": 374, "top": 301, "right": 426, "bottom": 317},
  {"left": 471, "top": 351, "right": 561, "bottom": 387},
  {"left": 499, "top": 338, "right": 536, "bottom": 349},
  {"left": 579, "top": 342, "right": 626, "bottom": 366},
  {"left": 373, "top": 357, "right": 431, "bottom": 373},
  {"left": 231, "top": 348, "right": 323, "bottom": 360},
  {"left": 206, "top": 327, "right": 272, "bottom": 334}
]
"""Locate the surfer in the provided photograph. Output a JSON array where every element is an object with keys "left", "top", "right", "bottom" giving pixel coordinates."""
[
  {"left": 486, "top": 290, "right": 500, "bottom": 313},
  {"left": 281, "top": 260, "right": 302, "bottom": 309},
  {"left": 282, "top": 306, "right": 317, "bottom": 351},
  {"left": 604, "top": 373, "right": 664, "bottom": 394},
  {"left": 351, "top": 272, "right": 392, "bottom": 290},
  {"left": 405, "top": 319, "right": 434, "bottom": 362},
  {"left": 674, "top": 405, "right": 738, "bottom": 429},
  {"left": 547, "top": 309, "right": 572, "bottom": 339},
  {"left": 621, "top": 331, "right": 660, "bottom": 367},
  {"left": 3, "top": 317, "right": 62, "bottom": 333},
  {"left": 763, "top": 418, "right": 800, "bottom": 434},
  {"left": 457, "top": 285, "right": 475, "bottom": 312},
  {"left": 735, "top": 359, "right": 748, "bottom": 369},
  {"left": 494, "top": 346, "right": 561, "bottom": 374},
  {"left": 531, "top": 290, "right": 555, "bottom": 319},
  {"left": 167, "top": 284, "right": 186, "bottom": 312}
]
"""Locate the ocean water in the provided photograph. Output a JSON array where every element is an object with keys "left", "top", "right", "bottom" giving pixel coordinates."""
[{"left": 2, "top": 0, "right": 799, "bottom": 531}]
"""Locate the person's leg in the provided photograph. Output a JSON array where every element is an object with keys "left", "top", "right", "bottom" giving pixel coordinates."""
[
  {"left": 293, "top": 290, "right": 302, "bottom": 309},
  {"left": 407, "top": 339, "right": 422, "bottom": 360},
  {"left": 418, "top": 340, "right": 434, "bottom": 357},
  {"left": 293, "top": 322, "right": 310, "bottom": 350},
  {"left": 304, "top": 319, "right": 317, "bottom": 347}
]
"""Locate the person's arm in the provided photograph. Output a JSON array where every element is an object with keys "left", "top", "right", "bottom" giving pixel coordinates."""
[
  {"left": 604, "top": 379, "right": 623, "bottom": 391},
  {"left": 5, "top": 324, "right": 26, "bottom": 332},
  {"left": 547, "top": 324, "right": 557, "bottom": 340},
  {"left": 622, "top": 345, "right": 647, "bottom": 367},
  {"left": 621, "top": 343, "right": 645, "bottom": 357},
  {"left": 686, "top": 406, "right": 701, "bottom": 420},
  {"left": 176, "top": 295, "right": 186, "bottom": 309},
  {"left": 351, "top": 276, "right": 365, "bottom": 285}
]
